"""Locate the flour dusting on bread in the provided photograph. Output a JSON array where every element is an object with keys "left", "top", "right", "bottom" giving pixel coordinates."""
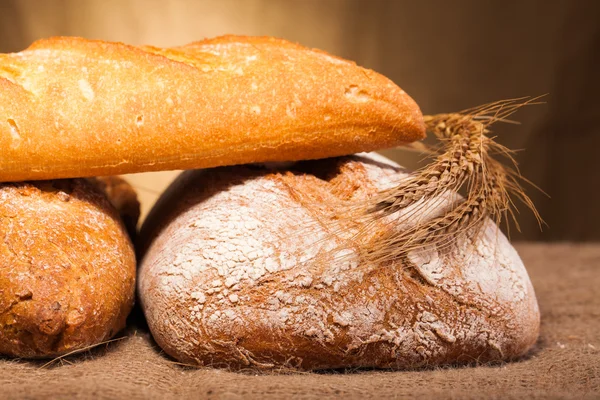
[{"left": 139, "top": 154, "right": 539, "bottom": 370}]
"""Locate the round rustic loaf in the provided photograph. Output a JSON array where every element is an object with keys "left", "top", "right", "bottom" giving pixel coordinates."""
[
  {"left": 139, "top": 154, "right": 540, "bottom": 370},
  {"left": 0, "top": 179, "right": 136, "bottom": 358}
]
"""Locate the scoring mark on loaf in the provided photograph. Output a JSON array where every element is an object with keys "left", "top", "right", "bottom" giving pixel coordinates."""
[
  {"left": 285, "top": 94, "right": 304, "bottom": 119},
  {"left": 7, "top": 118, "right": 21, "bottom": 148},
  {"left": 0, "top": 64, "right": 21, "bottom": 86},
  {"left": 78, "top": 79, "right": 95, "bottom": 101},
  {"left": 345, "top": 85, "right": 371, "bottom": 103}
]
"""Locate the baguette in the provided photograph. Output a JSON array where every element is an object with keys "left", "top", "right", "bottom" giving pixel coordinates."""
[
  {"left": 0, "top": 35, "right": 424, "bottom": 182},
  {"left": 138, "top": 154, "right": 539, "bottom": 370}
]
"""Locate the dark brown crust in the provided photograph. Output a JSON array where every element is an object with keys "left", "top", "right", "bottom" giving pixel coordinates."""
[
  {"left": 0, "top": 35, "right": 425, "bottom": 182},
  {"left": 0, "top": 179, "right": 136, "bottom": 358}
]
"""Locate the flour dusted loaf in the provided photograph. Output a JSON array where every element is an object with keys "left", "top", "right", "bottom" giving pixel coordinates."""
[
  {"left": 138, "top": 154, "right": 539, "bottom": 370},
  {"left": 0, "top": 178, "right": 136, "bottom": 358},
  {"left": 0, "top": 35, "right": 424, "bottom": 182}
]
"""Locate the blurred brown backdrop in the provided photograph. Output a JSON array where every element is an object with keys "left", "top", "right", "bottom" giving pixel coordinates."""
[{"left": 1, "top": 0, "right": 599, "bottom": 241}]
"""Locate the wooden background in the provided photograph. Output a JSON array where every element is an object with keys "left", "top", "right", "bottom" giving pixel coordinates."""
[{"left": 1, "top": 0, "right": 598, "bottom": 241}]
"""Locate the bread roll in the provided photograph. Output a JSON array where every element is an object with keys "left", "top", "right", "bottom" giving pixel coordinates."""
[
  {"left": 88, "top": 176, "right": 141, "bottom": 239},
  {"left": 0, "top": 35, "right": 424, "bottom": 182},
  {"left": 138, "top": 154, "right": 539, "bottom": 370},
  {"left": 0, "top": 179, "right": 136, "bottom": 358}
]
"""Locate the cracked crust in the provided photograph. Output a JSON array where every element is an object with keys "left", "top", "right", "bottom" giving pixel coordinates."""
[
  {"left": 138, "top": 154, "right": 540, "bottom": 370},
  {"left": 0, "top": 179, "right": 136, "bottom": 358},
  {"left": 0, "top": 35, "right": 424, "bottom": 182}
]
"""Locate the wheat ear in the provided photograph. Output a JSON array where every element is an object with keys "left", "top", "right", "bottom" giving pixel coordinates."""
[{"left": 348, "top": 97, "right": 544, "bottom": 264}]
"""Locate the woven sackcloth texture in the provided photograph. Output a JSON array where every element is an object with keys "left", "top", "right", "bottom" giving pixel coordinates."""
[{"left": 1, "top": 243, "right": 598, "bottom": 399}]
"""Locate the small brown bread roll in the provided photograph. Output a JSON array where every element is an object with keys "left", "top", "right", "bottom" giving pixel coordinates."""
[
  {"left": 0, "top": 179, "right": 136, "bottom": 358},
  {"left": 87, "top": 176, "right": 141, "bottom": 238},
  {"left": 139, "top": 154, "right": 539, "bottom": 370}
]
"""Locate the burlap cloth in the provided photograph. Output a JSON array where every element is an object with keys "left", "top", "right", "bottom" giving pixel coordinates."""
[{"left": 1, "top": 243, "right": 598, "bottom": 399}]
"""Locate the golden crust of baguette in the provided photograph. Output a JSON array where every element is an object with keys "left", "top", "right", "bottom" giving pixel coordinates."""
[{"left": 0, "top": 35, "right": 425, "bottom": 182}]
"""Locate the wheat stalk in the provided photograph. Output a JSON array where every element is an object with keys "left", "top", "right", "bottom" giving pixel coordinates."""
[
  {"left": 261, "top": 98, "right": 543, "bottom": 273},
  {"left": 343, "top": 97, "right": 544, "bottom": 265}
]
